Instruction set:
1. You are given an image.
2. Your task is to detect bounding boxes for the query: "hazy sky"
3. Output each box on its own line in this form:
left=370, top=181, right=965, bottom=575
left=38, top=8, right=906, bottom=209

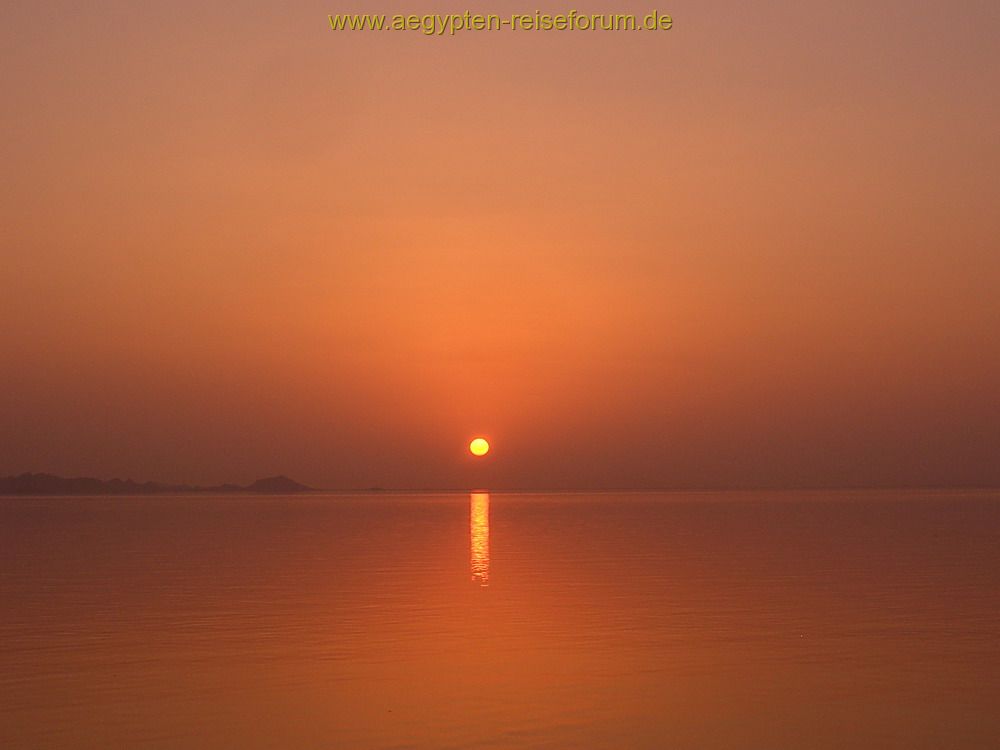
left=2, top=0, right=998, bottom=488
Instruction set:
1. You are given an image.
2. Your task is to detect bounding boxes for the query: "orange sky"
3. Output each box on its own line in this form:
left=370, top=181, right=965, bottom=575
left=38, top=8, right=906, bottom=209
left=2, top=1, right=998, bottom=488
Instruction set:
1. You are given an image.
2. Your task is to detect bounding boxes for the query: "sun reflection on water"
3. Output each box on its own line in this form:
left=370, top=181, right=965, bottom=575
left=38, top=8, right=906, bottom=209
left=470, top=492, right=490, bottom=587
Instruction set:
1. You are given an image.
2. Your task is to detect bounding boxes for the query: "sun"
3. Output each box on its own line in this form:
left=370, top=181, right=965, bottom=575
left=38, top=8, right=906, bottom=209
left=469, top=437, right=490, bottom=457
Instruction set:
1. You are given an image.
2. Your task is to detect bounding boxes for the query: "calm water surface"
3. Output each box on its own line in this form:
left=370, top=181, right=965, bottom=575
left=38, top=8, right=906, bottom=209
left=2, top=490, right=1000, bottom=748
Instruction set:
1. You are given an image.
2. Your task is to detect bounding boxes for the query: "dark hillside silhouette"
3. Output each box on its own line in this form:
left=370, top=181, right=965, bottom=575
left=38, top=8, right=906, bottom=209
left=0, top=473, right=314, bottom=495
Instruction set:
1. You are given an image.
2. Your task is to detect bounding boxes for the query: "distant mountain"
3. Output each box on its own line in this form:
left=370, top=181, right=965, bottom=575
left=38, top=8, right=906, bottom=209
left=244, top=475, right=312, bottom=493
left=0, top=473, right=315, bottom=496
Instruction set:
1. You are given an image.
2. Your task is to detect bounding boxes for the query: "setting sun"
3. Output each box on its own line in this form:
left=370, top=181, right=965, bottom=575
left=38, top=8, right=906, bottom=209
left=469, top=438, right=490, bottom=457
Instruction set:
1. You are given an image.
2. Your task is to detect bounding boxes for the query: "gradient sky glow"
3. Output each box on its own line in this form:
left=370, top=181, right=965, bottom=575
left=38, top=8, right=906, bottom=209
left=2, top=0, right=998, bottom=488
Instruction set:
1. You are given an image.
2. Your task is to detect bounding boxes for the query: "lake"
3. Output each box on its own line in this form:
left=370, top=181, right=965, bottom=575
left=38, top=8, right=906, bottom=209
left=2, top=490, right=999, bottom=748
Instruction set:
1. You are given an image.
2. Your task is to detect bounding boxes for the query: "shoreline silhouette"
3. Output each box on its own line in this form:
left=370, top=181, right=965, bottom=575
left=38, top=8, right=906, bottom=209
left=0, top=473, right=313, bottom=496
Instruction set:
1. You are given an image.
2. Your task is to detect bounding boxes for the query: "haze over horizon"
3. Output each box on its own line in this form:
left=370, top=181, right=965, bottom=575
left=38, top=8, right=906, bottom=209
left=3, top=0, right=998, bottom=491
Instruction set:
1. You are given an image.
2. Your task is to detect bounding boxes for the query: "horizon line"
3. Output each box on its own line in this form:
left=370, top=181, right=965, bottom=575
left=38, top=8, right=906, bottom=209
left=3, top=471, right=999, bottom=495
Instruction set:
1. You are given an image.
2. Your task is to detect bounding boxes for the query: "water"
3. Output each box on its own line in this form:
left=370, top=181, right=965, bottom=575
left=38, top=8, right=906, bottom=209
left=2, top=490, right=999, bottom=749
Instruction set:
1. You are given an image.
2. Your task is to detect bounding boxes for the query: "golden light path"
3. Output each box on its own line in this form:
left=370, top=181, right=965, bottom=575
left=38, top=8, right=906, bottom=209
left=469, top=437, right=490, bottom=457
left=470, top=492, right=490, bottom=587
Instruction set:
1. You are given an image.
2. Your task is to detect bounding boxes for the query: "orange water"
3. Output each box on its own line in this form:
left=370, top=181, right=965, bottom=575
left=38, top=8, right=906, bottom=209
left=3, top=491, right=999, bottom=748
